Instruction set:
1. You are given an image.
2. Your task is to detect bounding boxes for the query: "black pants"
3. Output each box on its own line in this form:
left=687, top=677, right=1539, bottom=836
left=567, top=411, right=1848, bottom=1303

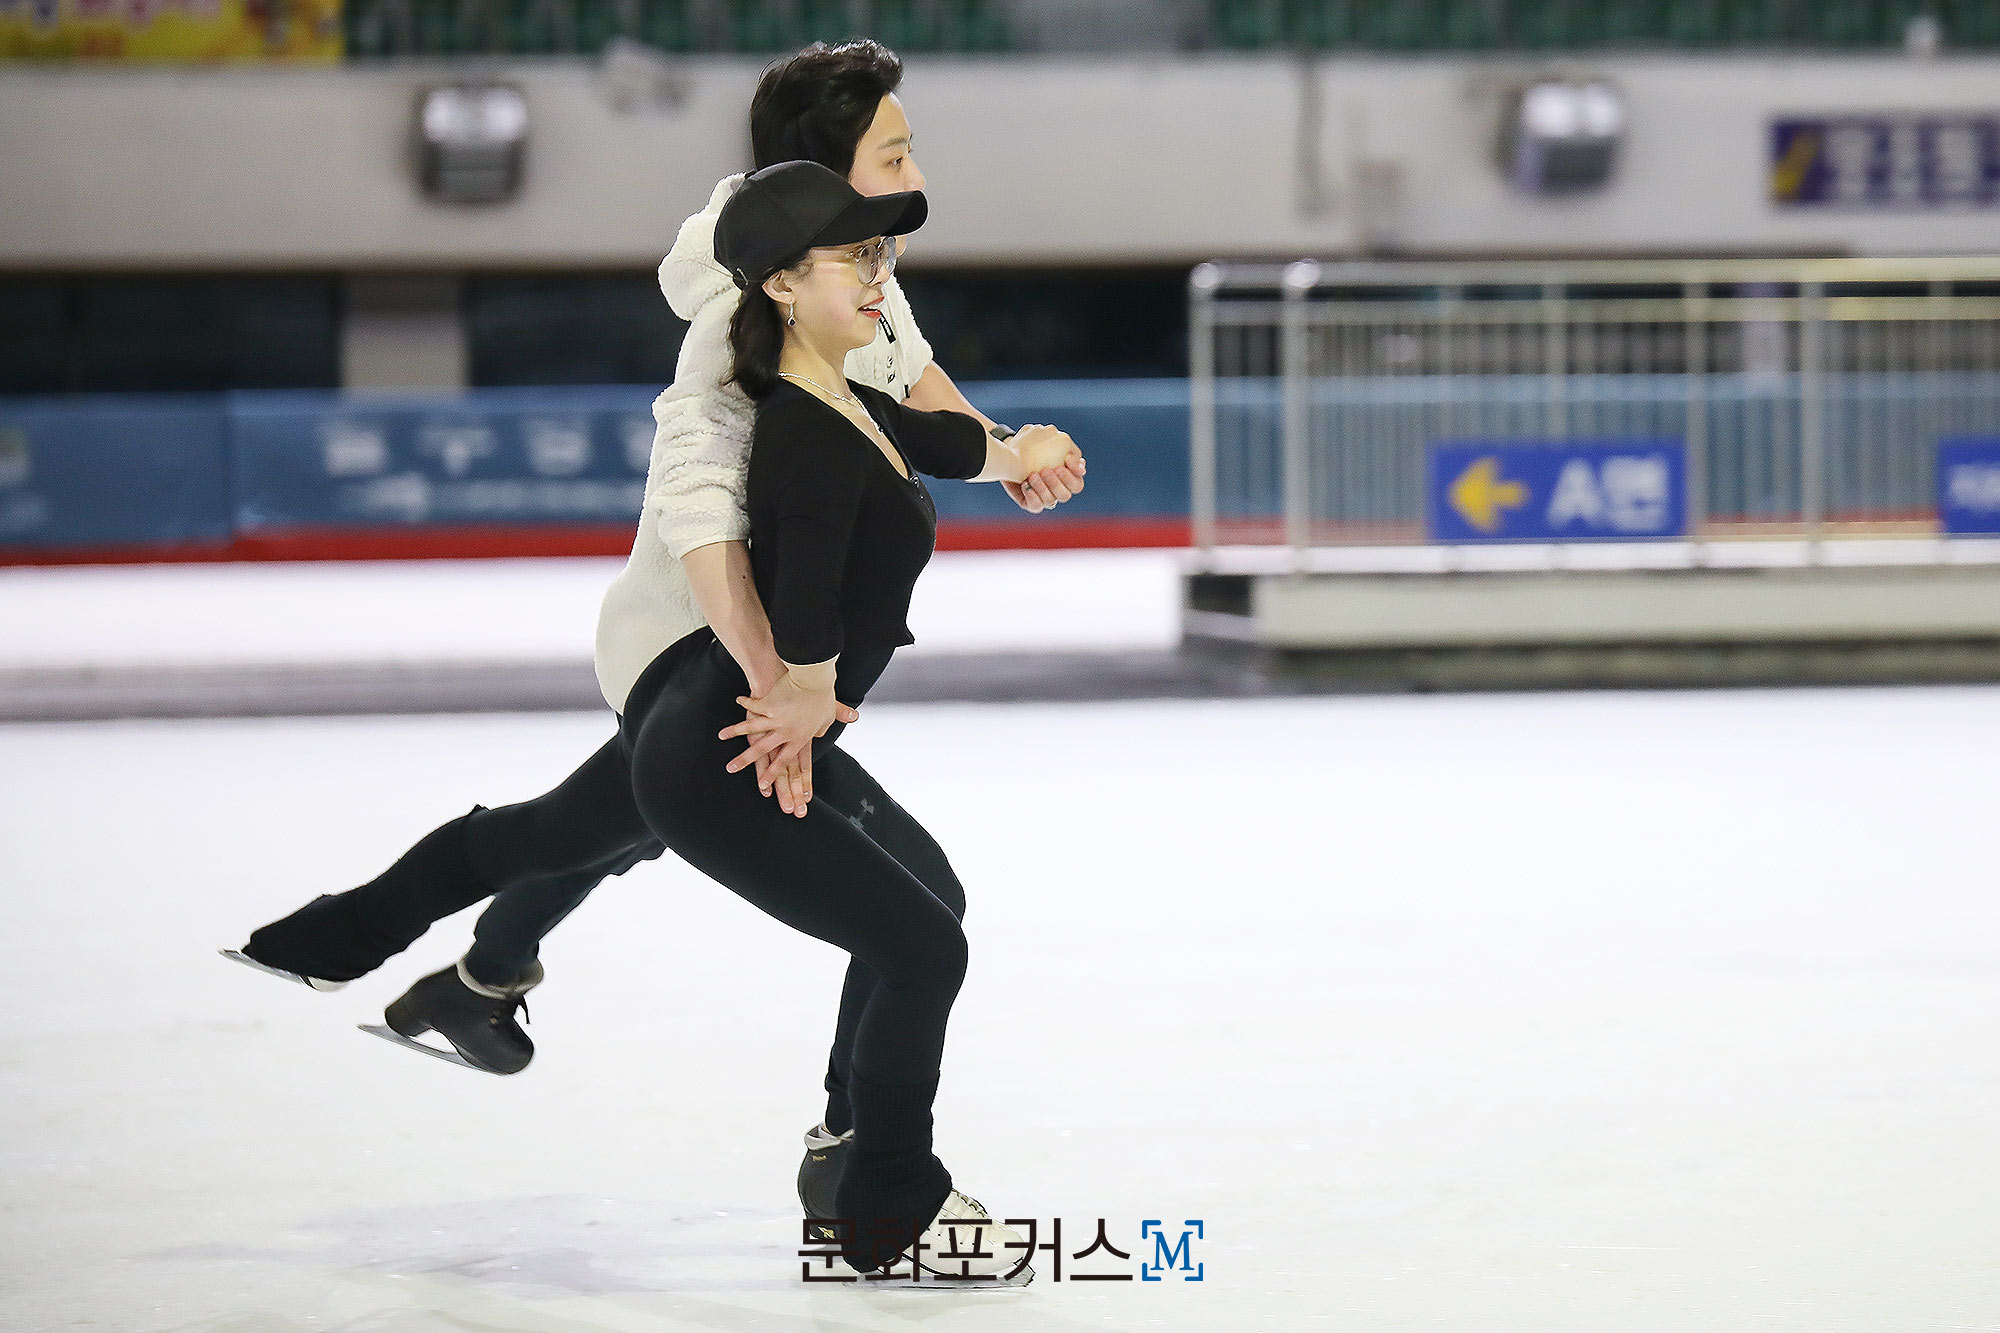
left=247, top=630, right=966, bottom=1261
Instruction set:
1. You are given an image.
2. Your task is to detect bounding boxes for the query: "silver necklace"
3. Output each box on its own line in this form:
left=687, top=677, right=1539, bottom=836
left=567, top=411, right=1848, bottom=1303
left=778, top=370, right=860, bottom=407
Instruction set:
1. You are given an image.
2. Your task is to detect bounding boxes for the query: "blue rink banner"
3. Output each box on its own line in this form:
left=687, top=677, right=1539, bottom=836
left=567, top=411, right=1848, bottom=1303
left=1938, top=437, right=2000, bottom=536
left=0, top=396, right=233, bottom=550
left=233, top=388, right=658, bottom=531
left=1426, top=439, right=1687, bottom=543
left=2, top=381, right=1193, bottom=558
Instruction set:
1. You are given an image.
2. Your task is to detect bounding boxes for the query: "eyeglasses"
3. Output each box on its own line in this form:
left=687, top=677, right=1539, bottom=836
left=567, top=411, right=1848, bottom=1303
left=817, top=237, right=897, bottom=286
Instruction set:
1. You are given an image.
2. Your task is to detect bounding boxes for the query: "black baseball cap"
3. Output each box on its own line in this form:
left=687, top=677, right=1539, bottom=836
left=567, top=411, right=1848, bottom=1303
left=714, top=160, right=928, bottom=292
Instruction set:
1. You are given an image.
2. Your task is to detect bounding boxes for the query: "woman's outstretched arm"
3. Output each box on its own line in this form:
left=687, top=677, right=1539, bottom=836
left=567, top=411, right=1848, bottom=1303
left=905, top=362, right=1086, bottom=511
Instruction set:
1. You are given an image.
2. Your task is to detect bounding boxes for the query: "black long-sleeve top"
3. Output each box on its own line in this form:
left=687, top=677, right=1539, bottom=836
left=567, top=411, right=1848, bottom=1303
left=746, top=378, right=988, bottom=707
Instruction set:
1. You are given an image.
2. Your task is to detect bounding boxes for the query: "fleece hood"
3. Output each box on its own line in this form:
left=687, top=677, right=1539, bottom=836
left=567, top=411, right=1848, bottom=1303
left=657, top=174, right=745, bottom=322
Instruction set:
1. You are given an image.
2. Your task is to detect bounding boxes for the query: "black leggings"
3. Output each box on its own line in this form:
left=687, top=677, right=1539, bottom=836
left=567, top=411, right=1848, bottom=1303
left=247, top=629, right=966, bottom=1261
left=621, top=633, right=964, bottom=1255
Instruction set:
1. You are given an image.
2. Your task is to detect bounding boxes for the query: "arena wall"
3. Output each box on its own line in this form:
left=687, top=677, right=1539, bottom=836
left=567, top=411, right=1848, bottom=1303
left=4, top=53, right=1998, bottom=269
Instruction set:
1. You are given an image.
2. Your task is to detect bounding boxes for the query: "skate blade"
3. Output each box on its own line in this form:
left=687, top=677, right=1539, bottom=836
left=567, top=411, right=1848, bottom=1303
left=219, top=949, right=347, bottom=992
left=357, top=1023, right=500, bottom=1075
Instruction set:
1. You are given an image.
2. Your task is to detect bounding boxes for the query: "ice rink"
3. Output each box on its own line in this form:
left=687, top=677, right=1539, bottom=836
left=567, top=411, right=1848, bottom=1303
left=4, top=681, right=1998, bottom=1331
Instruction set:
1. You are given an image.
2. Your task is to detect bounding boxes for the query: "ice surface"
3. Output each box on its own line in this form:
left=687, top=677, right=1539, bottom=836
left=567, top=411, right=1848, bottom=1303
left=3, top=684, right=1998, bottom=1330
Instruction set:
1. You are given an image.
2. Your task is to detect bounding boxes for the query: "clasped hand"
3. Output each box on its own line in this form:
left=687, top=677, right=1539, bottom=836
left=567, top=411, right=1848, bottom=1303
left=720, top=424, right=1084, bottom=812
left=1003, top=423, right=1087, bottom=513
left=716, top=673, right=860, bottom=817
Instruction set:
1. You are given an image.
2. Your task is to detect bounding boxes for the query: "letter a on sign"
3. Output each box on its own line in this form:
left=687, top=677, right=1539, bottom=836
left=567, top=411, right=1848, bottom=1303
left=1546, top=458, right=1604, bottom=527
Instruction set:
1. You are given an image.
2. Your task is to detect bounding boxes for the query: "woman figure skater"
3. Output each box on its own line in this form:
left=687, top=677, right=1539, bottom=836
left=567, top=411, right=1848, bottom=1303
left=240, top=160, right=1068, bottom=1281
left=613, top=160, right=1067, bottom=1280
left=225, top=41, right=1081, bottom=1067
left=223, top=43, right=1082, bottom=1243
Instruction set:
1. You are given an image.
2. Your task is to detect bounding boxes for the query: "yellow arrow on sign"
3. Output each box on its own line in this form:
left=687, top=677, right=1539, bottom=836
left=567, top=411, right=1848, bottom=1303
left=1770, top=128, right=1819, bottom=203
left=1449, top=456, right=1528, bottom=534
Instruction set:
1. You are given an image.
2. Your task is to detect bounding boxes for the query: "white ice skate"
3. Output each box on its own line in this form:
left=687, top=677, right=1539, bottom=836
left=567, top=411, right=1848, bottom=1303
left=864, top=1189, right=1035, bottom=1288
left=218, top=948, right=348, bottom=992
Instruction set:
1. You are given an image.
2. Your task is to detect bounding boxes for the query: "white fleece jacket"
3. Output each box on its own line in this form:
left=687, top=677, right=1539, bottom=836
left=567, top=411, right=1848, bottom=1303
left=592, top=174, right=937, bottom=712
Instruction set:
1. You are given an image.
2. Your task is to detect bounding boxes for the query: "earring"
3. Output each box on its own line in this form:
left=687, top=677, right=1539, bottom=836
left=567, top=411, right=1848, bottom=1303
left=784, top=304, right=796, bottom=328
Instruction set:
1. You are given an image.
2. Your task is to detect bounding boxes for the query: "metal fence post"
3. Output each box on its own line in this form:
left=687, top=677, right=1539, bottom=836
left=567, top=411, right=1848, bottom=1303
left=1683, top=277, right=1708, bottom=558
left=1543, top=280, right=1567, bottom=438
left=1281, top=260, right=1320, bottom=563
left=1189, top=263, right=1221, bottom=557
left=1799, top=280, right=1826, bottom=557
left=1925, top=279, right=1948, bottom=496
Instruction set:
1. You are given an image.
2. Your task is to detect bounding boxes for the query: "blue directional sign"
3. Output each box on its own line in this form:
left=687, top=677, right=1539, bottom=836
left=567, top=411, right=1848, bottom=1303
left=1426, top=439, right=1687, bottom=543
left=1771, top=113, right=2000, bottom=209
left=1939, top=437, right=2000, bottom=536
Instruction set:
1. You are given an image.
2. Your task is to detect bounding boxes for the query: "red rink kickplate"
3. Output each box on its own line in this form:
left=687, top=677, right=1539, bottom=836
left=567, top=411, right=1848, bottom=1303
left=0, top=518, right=1190, bottom=566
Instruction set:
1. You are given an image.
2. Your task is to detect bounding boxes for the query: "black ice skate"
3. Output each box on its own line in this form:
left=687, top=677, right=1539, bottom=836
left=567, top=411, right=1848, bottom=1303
left=218, top=948, right=349, bottom=992
left=799, top=1121, right=853, bottom=1242
left=358, top=959, right=541, bottom=1075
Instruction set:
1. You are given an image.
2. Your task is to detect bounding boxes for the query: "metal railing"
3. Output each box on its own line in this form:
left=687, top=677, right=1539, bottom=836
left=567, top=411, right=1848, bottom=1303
left=1188, top=256, right=2000, bottom=559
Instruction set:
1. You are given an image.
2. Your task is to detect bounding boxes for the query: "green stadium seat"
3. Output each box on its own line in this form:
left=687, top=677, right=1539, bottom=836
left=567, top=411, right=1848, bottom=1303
left=1809, top=0, right=1889, bottom=46
left=1665, top=0, right=1727, bottom=45
left=1281, top=0, right=1349, bottom=49
left=731, top=0, right=794, bottom=52
left=411, top=0, right=460, bottom=54
left=945, top=0, right=1011, bottom=51
left=342, top=0, right=384, bottom=56
left=869, top=0, right=940, bottom=50
left=1601, top=0, right=1671, bottom=44
left=1211, top=0, right=1285, bottom=50
left=1439, top=0, right=1502, bottom=49
left=797, top=0, right=855, bottom=47
left=503, top=0, right=576, bottom=54
left=1363, top=0, right=1444, bottom=50
left=573, top=0, right=626, bottom=55
left=1944, top=0, right=2000, bottom=45
left=1721, top=0, right=1796, bottom=44
left=1514, top=0, right=1611, bottom=49
left=638, top=0, right=695, bottom=51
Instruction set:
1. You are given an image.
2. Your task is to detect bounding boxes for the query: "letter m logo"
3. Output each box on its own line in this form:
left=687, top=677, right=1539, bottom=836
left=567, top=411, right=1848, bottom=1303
left=1139, top=1219, right=1204, bottom=1281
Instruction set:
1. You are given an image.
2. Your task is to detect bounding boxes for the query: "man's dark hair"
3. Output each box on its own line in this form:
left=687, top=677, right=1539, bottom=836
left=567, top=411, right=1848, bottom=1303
left=749, top=39, right=903, bottom=176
